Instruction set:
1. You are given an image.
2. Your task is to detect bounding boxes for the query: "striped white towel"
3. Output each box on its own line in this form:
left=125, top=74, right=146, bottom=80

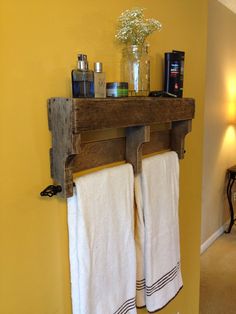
left=135, top=152, right=183, bottom=312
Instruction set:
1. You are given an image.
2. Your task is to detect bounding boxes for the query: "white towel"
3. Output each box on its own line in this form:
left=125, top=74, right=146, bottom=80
left=67, top=164, right=137, bottom=314
left=135, top=151, right=183, bottom=312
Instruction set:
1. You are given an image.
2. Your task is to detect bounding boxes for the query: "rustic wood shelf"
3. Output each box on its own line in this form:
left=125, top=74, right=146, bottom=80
left=47, top=97, right=195, bottom=197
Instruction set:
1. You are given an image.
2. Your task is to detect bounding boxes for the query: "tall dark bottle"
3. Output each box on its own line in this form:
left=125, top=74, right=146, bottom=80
left=164, top=52, right=182, bottom=97
left=71, top=54, right=94, bottom=98
left=172, top=50, right=185, bottom=98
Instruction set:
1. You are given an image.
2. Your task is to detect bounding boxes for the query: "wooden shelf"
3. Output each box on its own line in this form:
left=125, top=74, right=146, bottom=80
left=47, top=97, right=195, bottom=197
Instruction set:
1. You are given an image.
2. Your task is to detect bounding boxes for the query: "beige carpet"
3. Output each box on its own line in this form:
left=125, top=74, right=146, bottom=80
left=200, top=227, right=236, bottom=314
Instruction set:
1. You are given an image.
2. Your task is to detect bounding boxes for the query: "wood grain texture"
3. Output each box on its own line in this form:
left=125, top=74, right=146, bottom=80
left=47, top=97, right=195, bottom=197
left=68, top=138, right=125, bottom=173
left=126, top=126, right=150, bottom=173
left=48, top=98, right=79, bottom=197
left=171, top=120, right=192, bottom=158
left=71, top=97, right=195, bottom=132
left=143, top=129, right=171, bottom=155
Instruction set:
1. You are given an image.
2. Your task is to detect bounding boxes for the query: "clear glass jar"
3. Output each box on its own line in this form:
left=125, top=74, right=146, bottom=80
left=121, top=44, right=150, bottom=96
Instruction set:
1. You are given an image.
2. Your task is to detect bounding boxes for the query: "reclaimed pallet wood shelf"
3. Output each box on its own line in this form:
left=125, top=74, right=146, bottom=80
left=47, top=97, right=195, bottom=197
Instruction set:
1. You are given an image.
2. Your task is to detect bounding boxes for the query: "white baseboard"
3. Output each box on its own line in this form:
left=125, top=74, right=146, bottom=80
left=200, top=224, right=227, bottom=254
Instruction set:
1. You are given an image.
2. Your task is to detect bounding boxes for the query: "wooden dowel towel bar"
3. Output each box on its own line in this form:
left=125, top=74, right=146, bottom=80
left=43, top=97, right=195, bottom=198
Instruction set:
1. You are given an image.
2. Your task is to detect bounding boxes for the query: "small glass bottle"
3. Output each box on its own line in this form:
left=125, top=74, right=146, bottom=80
left=71, top=54, right=94, bottom=98
left=94, top=62, right=106, bottom=98
left=121, top=44, right=150, bottom=96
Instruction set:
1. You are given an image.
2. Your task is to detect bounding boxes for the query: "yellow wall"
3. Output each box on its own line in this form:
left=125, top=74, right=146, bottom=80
left=0, top=1, right=207, bottom=313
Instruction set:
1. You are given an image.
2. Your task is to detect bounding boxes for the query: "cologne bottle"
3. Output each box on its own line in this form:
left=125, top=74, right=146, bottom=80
left=94, top=62, right=106, bottom=98
left=164, top=52, right=182, bottom=97
left=71, top=54, right=94, bottom=98
left=172, top=50, right=185, bottom=97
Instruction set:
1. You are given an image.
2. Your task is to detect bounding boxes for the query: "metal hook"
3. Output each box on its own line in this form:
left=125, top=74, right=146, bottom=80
left=40, top=185, right=62, bottom=197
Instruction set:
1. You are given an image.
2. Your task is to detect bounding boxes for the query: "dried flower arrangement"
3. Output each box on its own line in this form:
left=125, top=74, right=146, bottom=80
left=115, top=7, right=162, bottom=46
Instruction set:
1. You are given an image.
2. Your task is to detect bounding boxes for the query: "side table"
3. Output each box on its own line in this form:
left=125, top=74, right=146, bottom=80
left=225, top=165, right=236, bottom=233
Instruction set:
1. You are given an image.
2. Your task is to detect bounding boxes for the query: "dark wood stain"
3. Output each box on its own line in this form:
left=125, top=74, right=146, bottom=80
left=48, top=97, right=195, bottom=197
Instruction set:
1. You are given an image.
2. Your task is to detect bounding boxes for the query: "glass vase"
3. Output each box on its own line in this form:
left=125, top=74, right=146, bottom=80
left=121, top=44, right=150, bottom=97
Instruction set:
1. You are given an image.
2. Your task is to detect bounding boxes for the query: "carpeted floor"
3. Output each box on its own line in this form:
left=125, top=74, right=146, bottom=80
left=200, top=227, right=236, bottom=314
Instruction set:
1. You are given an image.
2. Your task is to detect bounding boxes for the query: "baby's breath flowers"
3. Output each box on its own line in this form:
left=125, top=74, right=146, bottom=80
left=115, top=7, right=162, bottom=46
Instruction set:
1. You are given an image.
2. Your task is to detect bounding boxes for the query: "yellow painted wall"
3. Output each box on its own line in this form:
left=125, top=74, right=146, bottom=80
left=0, top=1, right=207, bottom=313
